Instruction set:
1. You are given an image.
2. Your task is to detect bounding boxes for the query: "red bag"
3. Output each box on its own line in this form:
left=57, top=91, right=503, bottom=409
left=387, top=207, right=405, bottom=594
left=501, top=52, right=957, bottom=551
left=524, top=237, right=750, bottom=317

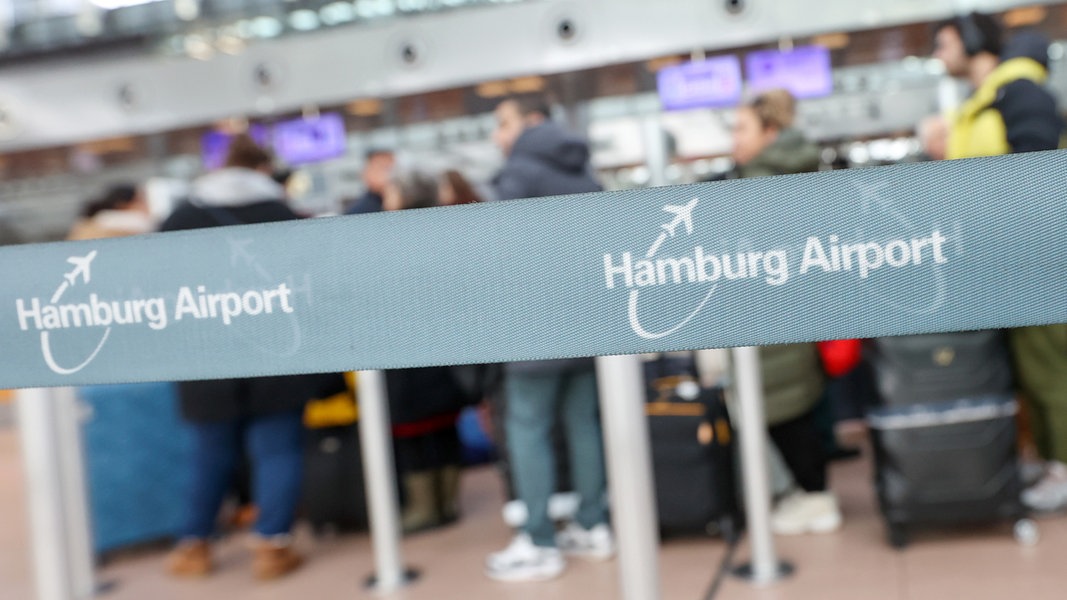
left=817, top=339, right=862, bottom=378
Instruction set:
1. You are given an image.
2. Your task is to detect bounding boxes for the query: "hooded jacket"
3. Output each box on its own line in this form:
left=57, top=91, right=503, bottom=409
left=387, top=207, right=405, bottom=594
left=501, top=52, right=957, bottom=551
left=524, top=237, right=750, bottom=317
left=947, top=57, right=1062, bottom=159
left=493, top=122, right=602, bottom=201
left=736, top=128, right=822, bottom=179
left=162, top=168, right=298, bottom=229
left=160, top=167, right=343, bottom=422
left=734, top=128, right=825, bottom=425
left=493, top=122, right=602, bottom=375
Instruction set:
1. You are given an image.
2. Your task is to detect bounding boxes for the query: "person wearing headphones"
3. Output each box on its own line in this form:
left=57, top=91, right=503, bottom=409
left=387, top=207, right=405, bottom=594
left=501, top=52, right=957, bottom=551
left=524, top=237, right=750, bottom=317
left=933, top=12, right=1061, bottom=157
left=933, top=14, right=1067, bottom=513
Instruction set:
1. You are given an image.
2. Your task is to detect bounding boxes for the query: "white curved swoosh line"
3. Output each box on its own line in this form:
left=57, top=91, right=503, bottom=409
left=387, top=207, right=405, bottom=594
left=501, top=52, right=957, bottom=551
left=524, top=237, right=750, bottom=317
left=628, top=286, right=717, bottom=340
left=40, top=328, right=112, bottom=375
left=852, top=181, right=948, bottom=315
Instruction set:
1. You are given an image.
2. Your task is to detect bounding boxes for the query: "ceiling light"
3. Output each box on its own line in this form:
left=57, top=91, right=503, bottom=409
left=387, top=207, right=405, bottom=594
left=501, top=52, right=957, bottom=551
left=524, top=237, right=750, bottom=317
left=216, top=34, right=245, bottom=55
left=1004, top=6, right=1047, bottom=28
left=347, top=99, right=382, bottom=116
left=250, top=16, right=284, bottom=38
left=185, top=34, right=215, bottom=61
left=475, top=81, right=509, bottom=98
left=509, top=76, right=545, bottom=93
left=289, top=9, right=320, bottom=31
left=79, top=137, right=137, bottom=155
left=73, top=15, right=101, bottom=38
left=174, top=0, right=200, bottom=21
left=811, top=32, right=849, bottom=50
left=320, top=2, right=356, bottom=25
left=645, top=56, right=683, bottom=73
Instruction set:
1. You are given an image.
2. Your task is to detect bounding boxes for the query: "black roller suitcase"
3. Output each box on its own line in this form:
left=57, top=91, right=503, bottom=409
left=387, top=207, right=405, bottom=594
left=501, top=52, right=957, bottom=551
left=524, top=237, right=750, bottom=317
left=864, top=332, right=1030, bottom=548
left=303, top=424, right=369, bottom=534
left=644, top=355, right=740, bottom=540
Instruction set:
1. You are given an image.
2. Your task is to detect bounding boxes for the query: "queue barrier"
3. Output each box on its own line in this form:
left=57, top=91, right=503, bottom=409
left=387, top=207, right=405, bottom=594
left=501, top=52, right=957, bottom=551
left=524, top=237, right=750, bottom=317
left=6, top=151, right=1067, bottom=599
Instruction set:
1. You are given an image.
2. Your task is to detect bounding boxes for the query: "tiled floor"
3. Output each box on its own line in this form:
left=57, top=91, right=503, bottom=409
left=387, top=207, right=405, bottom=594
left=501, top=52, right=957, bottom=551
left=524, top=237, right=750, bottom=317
left=2, top=423, right=1066, bottom=600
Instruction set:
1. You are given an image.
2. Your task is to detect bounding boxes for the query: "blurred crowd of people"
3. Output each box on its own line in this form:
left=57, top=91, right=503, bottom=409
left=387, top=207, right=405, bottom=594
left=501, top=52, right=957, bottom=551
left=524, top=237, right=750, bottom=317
left=61, top=10, right=1067, bottom=586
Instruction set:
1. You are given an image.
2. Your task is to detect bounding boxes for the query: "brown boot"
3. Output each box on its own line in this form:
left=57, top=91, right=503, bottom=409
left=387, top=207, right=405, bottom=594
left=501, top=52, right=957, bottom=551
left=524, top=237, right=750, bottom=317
left=401, top=471, right=442, bottom=534
left=436, top=466, right=462, bottom=525
left=229, top=505, right=258, bottom=530
left=166, top=540, right=212, bottom=578
left=251, top=538, right=304, bottom=580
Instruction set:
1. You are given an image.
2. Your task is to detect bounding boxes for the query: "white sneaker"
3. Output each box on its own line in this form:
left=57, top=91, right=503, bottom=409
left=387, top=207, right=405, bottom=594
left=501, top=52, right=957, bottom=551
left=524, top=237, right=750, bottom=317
left=485, top=534, right=565, bottom=582
left=556, top=523, right=615, bottom=561
left=771, top=491, right=843, bottom=535
left=1023, top=461, right=1067, bottom=513
left=501, top=493, right=581, bottom=528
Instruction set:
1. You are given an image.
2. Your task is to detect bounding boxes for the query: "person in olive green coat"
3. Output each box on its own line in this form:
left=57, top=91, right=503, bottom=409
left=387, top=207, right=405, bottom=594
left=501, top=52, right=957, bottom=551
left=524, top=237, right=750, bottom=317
left=728, top=90, right=841, bottom=535
left=1012, top=324, right=1067, bottom=510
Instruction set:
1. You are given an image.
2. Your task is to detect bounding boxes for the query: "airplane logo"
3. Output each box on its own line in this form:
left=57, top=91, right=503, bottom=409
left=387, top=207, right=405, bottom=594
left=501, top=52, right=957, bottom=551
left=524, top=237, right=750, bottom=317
left=645, top=198, right=700, bottom=258
left=630, top=197, right=715, bottom=339
left=228, top=238, right=255, bottom=268
left=51, top=251, right=98, bottom=304
left=227, top=238, right=272, bottom=280
left=661, top=198, right=699, bottom=237
left=65, top=251, right=97, bottom=285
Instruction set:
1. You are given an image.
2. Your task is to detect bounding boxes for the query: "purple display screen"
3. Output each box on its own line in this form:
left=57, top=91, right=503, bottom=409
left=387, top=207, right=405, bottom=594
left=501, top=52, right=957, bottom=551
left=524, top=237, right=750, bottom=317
left=272, top=113, right=347, bottom=165
left=744, top=45, right=834, bottom=99
left=657, top=56, right=743, bottom=111
left=201, top=126, right=270, bottom=170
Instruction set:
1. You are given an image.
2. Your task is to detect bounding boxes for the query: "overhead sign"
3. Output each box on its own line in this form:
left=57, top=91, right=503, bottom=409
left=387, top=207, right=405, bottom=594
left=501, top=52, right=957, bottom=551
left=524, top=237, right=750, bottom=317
left=657, top=56, right=744, bottom=111
left=272, top=113, right=348, bottom=165
left=2, top=152, right=1066, bottom=388
left=745, top=45, right=834, bottom=99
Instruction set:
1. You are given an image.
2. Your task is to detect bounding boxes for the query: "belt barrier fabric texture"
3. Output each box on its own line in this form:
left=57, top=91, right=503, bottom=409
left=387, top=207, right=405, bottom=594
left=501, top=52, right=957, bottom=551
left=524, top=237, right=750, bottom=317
left=2, top=151, right=1065, bottom=388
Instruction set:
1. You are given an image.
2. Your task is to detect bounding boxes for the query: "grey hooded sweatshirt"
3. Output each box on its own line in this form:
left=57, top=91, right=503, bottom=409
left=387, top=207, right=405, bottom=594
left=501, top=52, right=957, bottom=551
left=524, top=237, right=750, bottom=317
left=493, top=121, right=602, bottom=375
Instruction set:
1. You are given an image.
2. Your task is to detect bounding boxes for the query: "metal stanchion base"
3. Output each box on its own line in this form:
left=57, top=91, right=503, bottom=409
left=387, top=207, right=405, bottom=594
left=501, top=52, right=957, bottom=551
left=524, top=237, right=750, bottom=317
left=364, top=568, right=420, bottom=591
left=731, top=561, right=794, bottom=585
left=95, top=576, right=120, bottom=589
left=95, top=579, right=119, bottom=595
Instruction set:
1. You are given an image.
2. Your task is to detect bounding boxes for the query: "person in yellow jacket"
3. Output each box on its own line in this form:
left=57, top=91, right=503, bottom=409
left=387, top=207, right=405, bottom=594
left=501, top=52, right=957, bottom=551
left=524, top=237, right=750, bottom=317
left=934, top=14, right=1067, bottom=512
left=934, top=14, right=1062, bottom=159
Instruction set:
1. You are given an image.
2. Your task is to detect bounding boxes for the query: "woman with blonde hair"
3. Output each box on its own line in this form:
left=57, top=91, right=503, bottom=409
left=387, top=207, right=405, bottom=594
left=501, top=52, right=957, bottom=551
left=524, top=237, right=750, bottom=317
left=730, top=89, right=819, bottom=177
left=728, top=90, right=842, bottom=535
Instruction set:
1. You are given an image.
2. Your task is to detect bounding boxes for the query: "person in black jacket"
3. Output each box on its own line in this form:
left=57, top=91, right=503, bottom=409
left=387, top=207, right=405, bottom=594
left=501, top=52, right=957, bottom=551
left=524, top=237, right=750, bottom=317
left=161, top=135, right=343, bottom=580
left=344, top=148, right=395, bottom=215
left=382, top=171, right=469, bottom=533
left=484, top=97, right=613, bottom=583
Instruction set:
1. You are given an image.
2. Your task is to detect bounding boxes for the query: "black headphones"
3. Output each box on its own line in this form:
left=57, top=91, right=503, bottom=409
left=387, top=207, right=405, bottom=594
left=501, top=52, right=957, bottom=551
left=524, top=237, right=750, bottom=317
left=955, top=12, right=998, bottom=57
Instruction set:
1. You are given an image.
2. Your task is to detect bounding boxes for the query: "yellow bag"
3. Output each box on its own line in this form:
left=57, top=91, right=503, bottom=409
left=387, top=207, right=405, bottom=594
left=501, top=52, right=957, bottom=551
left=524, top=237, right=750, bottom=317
left=304, top=372, right=358, bottom=428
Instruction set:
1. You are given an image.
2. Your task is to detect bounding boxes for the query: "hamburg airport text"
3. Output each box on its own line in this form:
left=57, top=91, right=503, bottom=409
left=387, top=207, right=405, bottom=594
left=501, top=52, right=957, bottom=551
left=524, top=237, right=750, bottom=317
left=15, top=283, right=295, bottom=333
left=603, top=231, right=948, bottom=290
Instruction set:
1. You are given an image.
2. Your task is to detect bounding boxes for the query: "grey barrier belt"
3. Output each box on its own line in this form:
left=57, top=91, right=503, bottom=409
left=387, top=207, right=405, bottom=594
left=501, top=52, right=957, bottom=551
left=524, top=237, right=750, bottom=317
left=2, top=151, right=1066, bottom=388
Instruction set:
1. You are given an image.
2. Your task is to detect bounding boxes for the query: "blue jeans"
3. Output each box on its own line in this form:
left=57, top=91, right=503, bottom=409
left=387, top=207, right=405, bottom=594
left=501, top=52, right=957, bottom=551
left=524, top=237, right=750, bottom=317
left=183, top=410, right=304, bottom=539
left=505, top=368, right=608, bottom=547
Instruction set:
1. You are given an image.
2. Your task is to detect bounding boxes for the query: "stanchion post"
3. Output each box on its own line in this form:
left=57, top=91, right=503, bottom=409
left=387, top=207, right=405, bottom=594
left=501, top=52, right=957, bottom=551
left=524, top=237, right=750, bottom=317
left=595, top=355, right=660, bottom=600
left=51, top=387, right=96, bottom=599
left=356, top=370, right=417, bottom=592
left=16, top=388, right=80, bottom=600
left=730, top=346, right=793, bottom=584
